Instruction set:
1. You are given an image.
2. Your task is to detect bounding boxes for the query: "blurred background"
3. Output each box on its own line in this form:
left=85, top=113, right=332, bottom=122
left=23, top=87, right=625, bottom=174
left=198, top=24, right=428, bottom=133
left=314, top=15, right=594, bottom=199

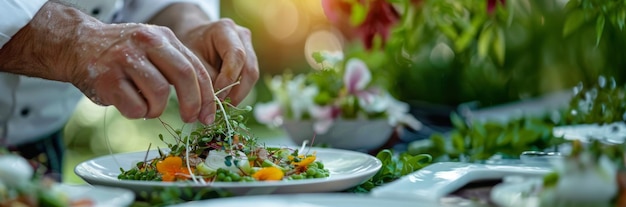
left=63, top=0, right=626, bottom=183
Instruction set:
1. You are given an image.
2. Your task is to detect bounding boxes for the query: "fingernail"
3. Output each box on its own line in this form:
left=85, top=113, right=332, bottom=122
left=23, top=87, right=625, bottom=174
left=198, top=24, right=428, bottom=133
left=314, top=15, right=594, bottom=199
left=205, top=114, right=215, bottom=124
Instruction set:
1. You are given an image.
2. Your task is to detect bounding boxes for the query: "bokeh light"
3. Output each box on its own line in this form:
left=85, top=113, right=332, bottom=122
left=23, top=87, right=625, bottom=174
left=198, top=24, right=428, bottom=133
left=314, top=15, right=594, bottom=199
left=262, top=0, right=301, bottom=41
left=304, top=29, right=344, bottom=70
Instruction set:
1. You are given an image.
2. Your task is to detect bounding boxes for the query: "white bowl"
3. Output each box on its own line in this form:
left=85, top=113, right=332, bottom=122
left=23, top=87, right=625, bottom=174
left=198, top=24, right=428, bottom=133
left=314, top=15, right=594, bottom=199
left=282, top=119, right=393, bottom=151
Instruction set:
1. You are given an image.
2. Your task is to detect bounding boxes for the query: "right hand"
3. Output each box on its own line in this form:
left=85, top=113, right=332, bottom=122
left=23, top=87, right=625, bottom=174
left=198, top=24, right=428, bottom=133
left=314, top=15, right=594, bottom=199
left=70, top=23, right=217, bottom=124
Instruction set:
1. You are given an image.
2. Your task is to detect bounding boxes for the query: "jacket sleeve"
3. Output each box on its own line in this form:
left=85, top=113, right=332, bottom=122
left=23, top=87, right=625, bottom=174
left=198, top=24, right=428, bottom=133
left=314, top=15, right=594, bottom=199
left=0, top=0, right=48, bottom=48
left=117, top=0, right=220, bottom=24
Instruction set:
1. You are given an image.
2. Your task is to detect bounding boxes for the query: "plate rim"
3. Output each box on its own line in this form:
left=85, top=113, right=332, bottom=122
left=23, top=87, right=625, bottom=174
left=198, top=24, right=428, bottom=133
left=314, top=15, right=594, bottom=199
left=75, top=147, right=382, bottom=190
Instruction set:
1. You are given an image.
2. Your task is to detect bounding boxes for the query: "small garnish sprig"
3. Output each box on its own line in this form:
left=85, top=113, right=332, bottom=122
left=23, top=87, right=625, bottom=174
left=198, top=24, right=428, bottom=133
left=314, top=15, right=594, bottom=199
left=157, top=99, right=254, bottom=158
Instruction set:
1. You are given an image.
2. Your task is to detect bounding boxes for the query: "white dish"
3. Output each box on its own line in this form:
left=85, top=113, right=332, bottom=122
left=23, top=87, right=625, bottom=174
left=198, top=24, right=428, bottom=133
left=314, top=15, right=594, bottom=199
left=370, top=162, right=551, bottom=202
left=54, top=184, right=135, bottom=207
left=490, top=178, right=543, bottom=207
left=168, top=193, right=439, bottom=207
left=75, top=148, right=382, bottom=195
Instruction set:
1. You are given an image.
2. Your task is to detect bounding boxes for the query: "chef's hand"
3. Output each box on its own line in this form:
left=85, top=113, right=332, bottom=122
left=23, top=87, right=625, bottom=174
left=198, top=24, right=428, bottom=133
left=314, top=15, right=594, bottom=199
left=0, top=1, right=216, bottom=124
left=149, top=3, right=259, bottom=106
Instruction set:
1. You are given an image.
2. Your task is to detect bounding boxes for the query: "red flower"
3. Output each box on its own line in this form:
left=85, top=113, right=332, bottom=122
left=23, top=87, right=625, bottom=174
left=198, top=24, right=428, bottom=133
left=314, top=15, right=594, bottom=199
left=487, top=0, right=505, bottom=14
left=322, top=0, right=400, bottom=50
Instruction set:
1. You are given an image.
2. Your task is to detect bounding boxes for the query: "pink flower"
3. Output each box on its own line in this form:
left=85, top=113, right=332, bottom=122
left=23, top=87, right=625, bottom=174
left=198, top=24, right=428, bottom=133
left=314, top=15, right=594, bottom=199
left=322, top=0, right=400, bottom=50
left=344, top=58, right=379, bottom=105
left=344, top=58, right=372, bottom=94
left=487, top=0, right=505, bottom=14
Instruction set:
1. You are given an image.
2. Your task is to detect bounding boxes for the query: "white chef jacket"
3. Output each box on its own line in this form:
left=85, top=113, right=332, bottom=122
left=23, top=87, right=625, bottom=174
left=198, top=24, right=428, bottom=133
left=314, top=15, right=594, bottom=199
left=0, top=0, right=219, bottom=146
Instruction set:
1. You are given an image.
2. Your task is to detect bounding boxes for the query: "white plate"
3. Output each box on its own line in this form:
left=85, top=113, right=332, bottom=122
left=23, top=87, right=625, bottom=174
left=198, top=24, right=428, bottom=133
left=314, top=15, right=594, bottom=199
left=490, top=178, right=543, bottom=207
left=370, top=162, right=551, bottom=202
left=75, top=148, right=381, bottom=195
left=168, top=193, right=438, bottom=207
left=54, top=184, right=135, bottom=207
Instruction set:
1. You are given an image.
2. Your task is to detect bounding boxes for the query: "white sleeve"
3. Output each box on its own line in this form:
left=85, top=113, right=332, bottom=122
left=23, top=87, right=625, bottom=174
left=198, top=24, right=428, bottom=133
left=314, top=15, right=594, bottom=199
left=0, top=0, right=48, bottom=48
left=118, top=0, right=220, bottom=23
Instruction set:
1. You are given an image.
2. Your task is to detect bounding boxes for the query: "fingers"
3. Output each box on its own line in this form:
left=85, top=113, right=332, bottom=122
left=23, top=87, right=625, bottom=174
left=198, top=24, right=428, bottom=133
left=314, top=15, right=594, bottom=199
left=94, top=69, right=147, bottom=119
left=211, top=20, right=247, bottom=101
left=79, top=24, right=217, bottom=124
left=226, top=26, right=259, bottom=105
left=178, top=44, right=217, bottom=125
left=146, top=42, right=202, bottom=123
left=123, top=56, right=170, bottom=119
left=115, top=79, right=148, bottom=118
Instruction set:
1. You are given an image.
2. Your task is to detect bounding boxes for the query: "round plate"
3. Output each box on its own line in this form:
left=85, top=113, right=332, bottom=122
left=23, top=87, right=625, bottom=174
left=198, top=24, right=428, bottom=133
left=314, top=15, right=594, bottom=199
left=75, top=147, right=382, bottom=195
left=169, top=193, right=439, bottom=207
left=54, top=184, right=135, bottom=207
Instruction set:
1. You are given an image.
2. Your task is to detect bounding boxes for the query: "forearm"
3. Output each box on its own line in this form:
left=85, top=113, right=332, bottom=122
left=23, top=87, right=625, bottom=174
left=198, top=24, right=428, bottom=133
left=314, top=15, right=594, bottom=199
left=0, top=1, right=104, bottom=82
left=147, top=3, right=213, bottom=39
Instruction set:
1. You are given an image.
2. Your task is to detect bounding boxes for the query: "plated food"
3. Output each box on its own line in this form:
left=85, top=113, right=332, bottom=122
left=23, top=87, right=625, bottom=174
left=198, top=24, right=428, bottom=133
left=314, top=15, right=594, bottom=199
left=117, top=101, right=330, bottom=184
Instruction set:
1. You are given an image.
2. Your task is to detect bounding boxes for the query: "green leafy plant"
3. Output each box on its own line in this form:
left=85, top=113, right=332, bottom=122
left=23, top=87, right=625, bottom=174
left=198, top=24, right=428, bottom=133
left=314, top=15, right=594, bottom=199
left=562, top=76, right=626, bottom=125
left=325, top=0, right=626, bottom=107
left=348, top=149, right=432, bottom=192
left=408, top=114, right=566, bottom=162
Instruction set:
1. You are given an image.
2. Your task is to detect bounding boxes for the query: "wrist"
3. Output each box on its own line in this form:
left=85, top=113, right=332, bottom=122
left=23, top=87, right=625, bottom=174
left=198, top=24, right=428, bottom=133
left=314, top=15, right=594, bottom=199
left=0, top=1, right=105, bottom=83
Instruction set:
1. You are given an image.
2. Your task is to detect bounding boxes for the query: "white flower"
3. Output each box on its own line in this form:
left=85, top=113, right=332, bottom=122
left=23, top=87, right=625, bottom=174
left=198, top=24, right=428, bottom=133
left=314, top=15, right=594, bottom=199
left=286, top=75, right=319, bottom=120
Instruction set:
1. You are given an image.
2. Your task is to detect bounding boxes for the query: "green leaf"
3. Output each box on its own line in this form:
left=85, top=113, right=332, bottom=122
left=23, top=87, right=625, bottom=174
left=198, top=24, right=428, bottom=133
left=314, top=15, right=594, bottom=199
left=478, top=24, right=494, bottom=59
left=454, top=15, right=486, bottom=52
left=492, top=27, right=506, bottom=66
left=400, top=154, right=432, bottom=175
left=452, top=133, right=465, bottom=153
left=312, top=52, right=324, bottom=64
left=564, top=0, right=580, bottom=11
left=437, top=24, right=458, bottom=40
left=450, top=113, right=466, bottom=131
left=563, top=10, right=587, bottom=37
left=596, top=15, right=605, bottom=47
left=431, top=134, right=447, bottom=154
left=376, top=149, right=394, bottom=166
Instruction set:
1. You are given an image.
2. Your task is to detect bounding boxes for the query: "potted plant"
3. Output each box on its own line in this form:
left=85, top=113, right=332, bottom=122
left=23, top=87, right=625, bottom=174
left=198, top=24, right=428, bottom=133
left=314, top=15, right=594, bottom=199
left=253, top=51, right=420, bottom=151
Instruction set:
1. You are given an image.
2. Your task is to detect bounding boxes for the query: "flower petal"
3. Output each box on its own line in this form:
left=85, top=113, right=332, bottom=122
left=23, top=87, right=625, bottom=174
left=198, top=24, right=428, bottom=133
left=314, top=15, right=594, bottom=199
left=254, top=101, right=283, bottom=126
left=157, top=156, right=183, bottom=173
left=252, top=167, right=284, bottom=181
left=344, top=58, right=372, bottom=93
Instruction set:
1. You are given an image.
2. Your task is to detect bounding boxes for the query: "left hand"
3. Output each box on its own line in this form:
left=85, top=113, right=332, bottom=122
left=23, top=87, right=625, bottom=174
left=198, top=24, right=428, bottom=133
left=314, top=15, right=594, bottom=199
left=179, top=18, right=259, bottom=106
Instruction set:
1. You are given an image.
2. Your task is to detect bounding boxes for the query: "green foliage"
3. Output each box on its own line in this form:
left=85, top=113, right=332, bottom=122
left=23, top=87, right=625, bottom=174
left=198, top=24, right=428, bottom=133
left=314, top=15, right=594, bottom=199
left=562, top=76, right=626, bottom=125
left=407, top=75, right=626, bottom=163
left=408, top=115, right=566, bottom=162
left=563, top=0, right=626, bottom=45
left=371, top=0, right=626, bottom=106
left=347, top=149, right=432, bottom=192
